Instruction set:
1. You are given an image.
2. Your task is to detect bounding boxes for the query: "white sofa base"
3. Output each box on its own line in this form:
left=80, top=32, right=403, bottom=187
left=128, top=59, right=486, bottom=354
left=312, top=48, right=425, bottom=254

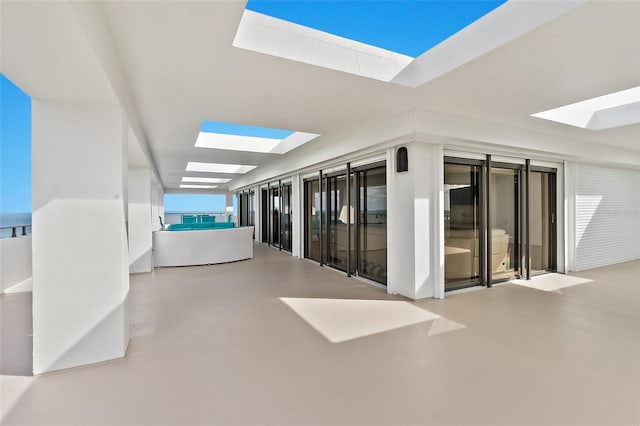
left=153, top=227, right=254, bottom=267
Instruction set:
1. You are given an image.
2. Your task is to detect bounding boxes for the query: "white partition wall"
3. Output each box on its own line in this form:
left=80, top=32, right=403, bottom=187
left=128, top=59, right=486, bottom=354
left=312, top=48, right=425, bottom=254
left=32, top=101, right=130, bottom=374
left=128, top=166, right=153, bottom=273
left=571, top=164, right=640, bottom=271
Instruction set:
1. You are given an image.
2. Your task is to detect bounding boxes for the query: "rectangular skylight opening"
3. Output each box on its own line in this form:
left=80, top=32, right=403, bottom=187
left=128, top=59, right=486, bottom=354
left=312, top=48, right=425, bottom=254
left=179, top=184, right=219, bottom=189
left=182, top=177, right=231, bottom=184
left=532, top=86, right=640, bottom=130
left=186, top=161, right=257, bottom=174
left=195, top=120, right=319, bottom=154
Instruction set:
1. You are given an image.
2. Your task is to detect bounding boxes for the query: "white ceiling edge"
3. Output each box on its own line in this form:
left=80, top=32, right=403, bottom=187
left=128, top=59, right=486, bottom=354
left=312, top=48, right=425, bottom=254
left=392, top=0, right=586, bottom=88
left=232, top=9, right=413, bottom=82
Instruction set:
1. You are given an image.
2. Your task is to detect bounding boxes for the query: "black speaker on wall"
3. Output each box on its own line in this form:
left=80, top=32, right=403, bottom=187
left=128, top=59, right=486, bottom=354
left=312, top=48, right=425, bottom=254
left=396, top=147, right=408, bottom=172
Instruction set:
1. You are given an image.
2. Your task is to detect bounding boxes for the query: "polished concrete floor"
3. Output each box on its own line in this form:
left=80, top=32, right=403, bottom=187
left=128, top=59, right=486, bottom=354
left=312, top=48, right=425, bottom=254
left=1, top=244, right=639, bottom=425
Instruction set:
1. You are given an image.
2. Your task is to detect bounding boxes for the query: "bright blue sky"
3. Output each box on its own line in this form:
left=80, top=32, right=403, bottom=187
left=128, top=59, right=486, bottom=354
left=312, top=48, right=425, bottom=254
left=164, top=194, right=236, bottom=213
left=246, top=0, right=507, bottom=57
left=1, top=74, right=31, bottom=214
left=201, top=121, right=294, bottom=139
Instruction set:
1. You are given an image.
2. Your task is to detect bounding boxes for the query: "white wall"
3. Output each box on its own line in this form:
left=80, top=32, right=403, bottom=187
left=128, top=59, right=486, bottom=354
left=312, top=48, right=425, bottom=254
left=128, top=166, right=152, bottom=273
left=571, top=163, right=640, bottom=271
left=0, top=236, right=32, bottom=293
left=32, top=100, right=130, bottom=374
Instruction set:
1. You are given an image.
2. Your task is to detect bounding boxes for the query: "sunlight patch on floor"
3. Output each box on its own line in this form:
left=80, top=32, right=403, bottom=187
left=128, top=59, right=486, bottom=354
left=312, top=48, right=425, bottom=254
left=0, top=375, right=34, bottom=422
left=280, top=298, right=464, bottom=343
left=512, top=273, right=593, bottom=293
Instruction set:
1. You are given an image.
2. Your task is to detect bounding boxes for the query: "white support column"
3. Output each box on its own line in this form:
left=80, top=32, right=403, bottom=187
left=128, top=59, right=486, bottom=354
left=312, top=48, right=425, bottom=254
left=387, top=142, right=444, bottom=299
left=564, top=161, right=577, bottom=273
left=150, top=178, right=165, bottom=231
left=224, top=192, right=234, bottom=223
left=128, top=166, right=152, bottom=273
left=32, top=101, right=130, bottom=374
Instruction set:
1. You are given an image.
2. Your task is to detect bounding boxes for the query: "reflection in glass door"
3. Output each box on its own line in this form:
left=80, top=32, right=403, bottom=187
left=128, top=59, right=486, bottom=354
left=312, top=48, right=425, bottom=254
left=490, top=166, right=520, bottom=282
left=444, top=157, right=558, bottom=290
left=281, top=184, right=292, bottom=252
left=358, top=167, right=387, bottom=284
left=261, top=189, right=268, bottom=243
left=303, top=164, right=387, bottom=285
left=269, top=186, right=280, bottom=246
left=529, top=170, right=556, bottom=274
left=326, top=174, right=353, bottom=272
left=304, top=179, right=321, bottom=261
left=444, top=163, right=482, bottom=289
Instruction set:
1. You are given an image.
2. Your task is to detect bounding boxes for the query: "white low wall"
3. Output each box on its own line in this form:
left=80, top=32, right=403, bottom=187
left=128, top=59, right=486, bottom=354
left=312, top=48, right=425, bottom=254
left=0, top=236, right=33, bottom=293
left=153, top=227, right=254, bottom=267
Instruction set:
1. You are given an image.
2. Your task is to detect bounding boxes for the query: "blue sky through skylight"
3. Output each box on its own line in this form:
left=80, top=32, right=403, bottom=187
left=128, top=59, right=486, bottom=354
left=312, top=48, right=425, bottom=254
left=246, top=0, right=507, bottom=58
left=201, top=121, right=294, bottom=139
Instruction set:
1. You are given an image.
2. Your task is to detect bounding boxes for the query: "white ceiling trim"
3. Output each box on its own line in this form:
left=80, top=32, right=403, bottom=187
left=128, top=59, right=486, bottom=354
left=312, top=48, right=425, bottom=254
left=233, top=9, right=413, bottom=82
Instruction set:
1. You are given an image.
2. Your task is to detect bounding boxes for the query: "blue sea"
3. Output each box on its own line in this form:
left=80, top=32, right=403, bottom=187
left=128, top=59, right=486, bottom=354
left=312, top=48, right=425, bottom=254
left=0, top=213, right=32, bottom=239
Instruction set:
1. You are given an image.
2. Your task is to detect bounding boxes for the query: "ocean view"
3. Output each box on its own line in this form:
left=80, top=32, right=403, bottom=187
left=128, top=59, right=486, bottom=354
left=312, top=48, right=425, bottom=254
left=0, top=213, right=32, bottom=239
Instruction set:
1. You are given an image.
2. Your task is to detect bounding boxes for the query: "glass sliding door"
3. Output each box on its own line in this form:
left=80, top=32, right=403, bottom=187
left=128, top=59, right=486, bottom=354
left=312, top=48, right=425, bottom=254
left=304, top=179, right=322, bottom=261
left=529, top=170, right=556, bottom=274
left=357, top=166, right=387, bottom=284
left=261, top=189, right=268, bottom=243
left=249, top=191, right=255, bottom=227
left=269, top=186, right=280, bottom=246
left=444, top=157, right=558, bottom=289
left=302, top=164, right=387, bottom=286
left=281, top=183, right=292, bottom=252
left=489, top=166, right=521, bottom=282
left=444, top=162, right=482, bottom=289
left=326, top=174, right=352, bottom=271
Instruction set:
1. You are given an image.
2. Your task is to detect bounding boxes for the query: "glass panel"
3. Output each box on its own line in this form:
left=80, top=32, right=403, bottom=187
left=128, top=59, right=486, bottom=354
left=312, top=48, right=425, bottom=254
left=444, top=163, right=481, bottom=288
left=281, top=184, right=292, bottom=252
left=270, top=187, right=280, bottom=246
left=490, top=167, right=519, bottom=281
left=305, top=180, right=321, bottom=261
left=327, top=175, right=350, bottom=270
left=261, top=189, right=268, bottom=243
left=358, top=167, right=387, bottom=284
left=530, top=171, right=555, bottom=272
left=249, top=192, right=255, bottom=227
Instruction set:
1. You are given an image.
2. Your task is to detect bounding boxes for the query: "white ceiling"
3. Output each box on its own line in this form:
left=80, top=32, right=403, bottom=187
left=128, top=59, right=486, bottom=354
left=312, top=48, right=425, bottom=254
left=2, top=1, right=639, bottom=193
